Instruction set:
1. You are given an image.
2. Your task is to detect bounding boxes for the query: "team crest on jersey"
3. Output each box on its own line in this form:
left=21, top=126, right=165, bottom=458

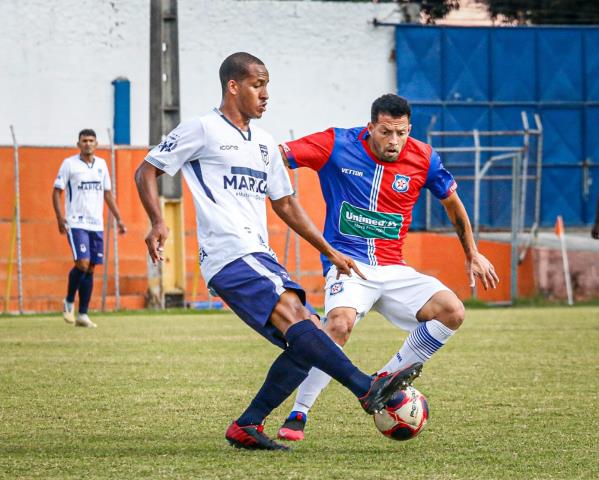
left=259, top=144, right=269, bottom=165
left=157, top=132, right=179, bottom=153
left=329, top=281, right=344, bottom=296
left=392, top=174, right=411, bottom=193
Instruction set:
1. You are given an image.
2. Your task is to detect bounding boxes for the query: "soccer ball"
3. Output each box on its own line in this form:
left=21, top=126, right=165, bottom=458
left=373, top=386, right=429, bottom=441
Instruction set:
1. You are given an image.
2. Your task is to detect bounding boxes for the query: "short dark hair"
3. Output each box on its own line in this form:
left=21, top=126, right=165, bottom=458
left=371, top=94, right=411, bottom=123
left=78, top=129, right=96, bottom=139
left=219, top=52, right=265, bottom=95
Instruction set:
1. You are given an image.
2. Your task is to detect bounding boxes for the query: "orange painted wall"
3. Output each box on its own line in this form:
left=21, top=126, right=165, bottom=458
left=0, top=147, right=533, bottom=313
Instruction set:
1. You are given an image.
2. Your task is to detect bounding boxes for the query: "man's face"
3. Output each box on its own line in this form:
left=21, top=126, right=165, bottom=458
left=367, top=114, right=411, bottom=163
left=78, top=135, right=97, bottom=155
left=231, top=63, right=270, bottom=119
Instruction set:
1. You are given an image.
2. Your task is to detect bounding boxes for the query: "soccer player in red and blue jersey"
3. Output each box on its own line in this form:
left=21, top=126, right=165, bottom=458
left=277, top=94, right=499, bottom=441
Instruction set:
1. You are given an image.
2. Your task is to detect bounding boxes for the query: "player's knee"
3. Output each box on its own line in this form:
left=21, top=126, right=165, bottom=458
left=75, top=259, right=90, bottom=271
left=325, top=311, right=354, bottom=346
left=442, top=298, right=465, bottom=330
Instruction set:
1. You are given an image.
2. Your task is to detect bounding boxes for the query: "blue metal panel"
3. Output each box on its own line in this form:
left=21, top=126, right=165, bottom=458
left=396, top=27, right=442, bottom=101
left=541, top=107, right=582, bottom=166
left=537, top=29, right=583, bottom=102
left=585, top=107, right=599, bottom=223
left=491, top=29, right=535, bottom=101
left=397, top=25, right=599, bottom=229
left=586, top=30, right=599, bottom=100
left=444, top=28, right=490, bottom=102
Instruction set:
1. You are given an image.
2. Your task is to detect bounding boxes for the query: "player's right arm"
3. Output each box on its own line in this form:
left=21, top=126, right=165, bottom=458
left=52, top=160, right=70, bottom=234
left=135, top=118, right=204, bottom=263
left=279, top=128, right=335, bottom=170
left=51, top=188, right=68, bottom=234
left=134, top=163, right=168, bottom=263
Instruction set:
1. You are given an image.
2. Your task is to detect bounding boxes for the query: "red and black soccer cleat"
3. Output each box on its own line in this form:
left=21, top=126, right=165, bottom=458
left=225, top=421, right=290, bottom=451
left=359, top=363, right=423, bottom=414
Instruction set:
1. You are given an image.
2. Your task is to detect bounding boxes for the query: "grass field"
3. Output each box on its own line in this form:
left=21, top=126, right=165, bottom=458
left=1, top=307, right=598, bottom=479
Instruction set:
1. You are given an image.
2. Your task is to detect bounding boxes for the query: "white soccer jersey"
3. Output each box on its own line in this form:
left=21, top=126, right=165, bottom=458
left=145, top=108, right=293, bottom=282
left=53, top=155, right=111, bottom=232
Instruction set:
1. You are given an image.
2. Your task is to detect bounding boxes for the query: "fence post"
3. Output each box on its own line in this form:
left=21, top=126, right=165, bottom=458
left=510, top=151, right=522, bottom=304
left=107, top=128, right=120, bottom=310
left=9, top=126, right=24, bottom=314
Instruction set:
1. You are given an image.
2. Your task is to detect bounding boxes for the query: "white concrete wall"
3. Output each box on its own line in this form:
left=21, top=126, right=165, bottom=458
left=1, top=0, right=397, bottom=147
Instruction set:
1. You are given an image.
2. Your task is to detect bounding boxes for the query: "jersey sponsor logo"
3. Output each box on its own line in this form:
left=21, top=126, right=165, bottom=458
left=329, top=281, right=344, bottom=296
left=220, top=145, right=239, bottom=150
left=341, top=167, right=364, bottom=177
left=223, top=166, right=268, bottom=195
left=339, top=201, right=403, bottom=239
left=392, top=174, right=410, bottom=193
left=259, top=144, right=269, bottom=165
left=78, top=181, right=103, bottom=191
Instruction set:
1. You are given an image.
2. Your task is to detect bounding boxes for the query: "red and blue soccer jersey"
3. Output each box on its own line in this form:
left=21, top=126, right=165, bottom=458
left=282, top=127, right=457, bottom=274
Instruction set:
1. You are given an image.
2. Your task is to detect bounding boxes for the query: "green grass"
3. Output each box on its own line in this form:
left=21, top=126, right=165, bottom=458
left=1, top=308, right=598, bottom=479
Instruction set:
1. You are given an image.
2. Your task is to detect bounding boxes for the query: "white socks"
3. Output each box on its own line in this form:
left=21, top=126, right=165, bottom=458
left=378, top=320, right=455, bottom=375
left=291, top=341, right=343, bottom=414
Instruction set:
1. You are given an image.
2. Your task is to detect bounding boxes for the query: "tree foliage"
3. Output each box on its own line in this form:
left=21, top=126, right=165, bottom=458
left=320, top=1, right=461, bottom=23
left=476, top=0, right=599, bottom=25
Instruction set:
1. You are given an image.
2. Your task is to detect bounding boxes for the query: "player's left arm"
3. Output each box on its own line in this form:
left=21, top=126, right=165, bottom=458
left=440, top=193, right=499, bottom=290
left=103, top=191, right=127, bottom=234
left=270, top=195, right=366, bottom=280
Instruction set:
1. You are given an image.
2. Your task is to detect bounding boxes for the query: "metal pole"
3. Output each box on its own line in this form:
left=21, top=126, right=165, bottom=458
left=9, top=126, right=24, bottom=314
left=519, top=112, right=530, bottom=233
left=471, top=129, right=481, bottom=300
left=533, top=114, right=543, bottom=231
left=473, top=129, right=481, bottom=245
left=107, top=128, right=120, bottom=310
left=101, top=211, right=111, bottom=312
left=510, top=152, right=522, bottom=304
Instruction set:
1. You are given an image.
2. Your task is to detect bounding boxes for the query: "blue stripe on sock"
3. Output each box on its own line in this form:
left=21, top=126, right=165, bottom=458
left=407, top=324, right=443, bottom=359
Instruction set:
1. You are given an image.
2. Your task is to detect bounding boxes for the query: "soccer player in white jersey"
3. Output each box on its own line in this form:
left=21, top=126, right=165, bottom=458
left=52, top=129, right=126, bottom=328
left=135, top=52, right=423, bottom=451
left=276, top=94, right=499, bottom=441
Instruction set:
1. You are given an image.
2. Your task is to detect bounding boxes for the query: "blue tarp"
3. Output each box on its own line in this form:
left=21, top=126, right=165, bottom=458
left=396, top=25, right=599, bottom=229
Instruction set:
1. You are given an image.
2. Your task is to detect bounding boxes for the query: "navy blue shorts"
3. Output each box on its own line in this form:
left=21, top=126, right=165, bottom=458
left=208, top=252, right=316, bottom=349
left=67, top=228, right=104, bottom=264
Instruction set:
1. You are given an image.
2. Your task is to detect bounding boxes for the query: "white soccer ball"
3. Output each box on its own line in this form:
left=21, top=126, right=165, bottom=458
left=373, top=386, right=429, bottom=441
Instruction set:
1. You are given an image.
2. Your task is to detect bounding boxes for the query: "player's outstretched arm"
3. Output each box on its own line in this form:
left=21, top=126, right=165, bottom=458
left=103, top=191, right=127, bottom=234
left=52, top=187, right=68, bottom=234
left=270, top=195, right=365, bottom=279
left=440, top=193, right=499, bottom=290
left=134, top=162, right=169, bottom=263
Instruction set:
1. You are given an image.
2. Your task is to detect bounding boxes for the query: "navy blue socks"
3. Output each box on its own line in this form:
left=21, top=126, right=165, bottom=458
left=285, top=320, right=371, bottom=398
left=66, top=267, right=86, bottom=303
left=78, top=272, right=94, bottom=314
left=237, top=350, right=310, bottom=427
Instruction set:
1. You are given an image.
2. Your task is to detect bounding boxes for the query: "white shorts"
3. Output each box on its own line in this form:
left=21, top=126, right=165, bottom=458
left=324, top=261, right=451, bottom=333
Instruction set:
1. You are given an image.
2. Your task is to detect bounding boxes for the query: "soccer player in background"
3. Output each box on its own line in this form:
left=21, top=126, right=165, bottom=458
left=52, top=129, right=126, bottom=328
left=135, top=53, right=422, bottom=451
left=276, top=94, right=499, bottom=441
